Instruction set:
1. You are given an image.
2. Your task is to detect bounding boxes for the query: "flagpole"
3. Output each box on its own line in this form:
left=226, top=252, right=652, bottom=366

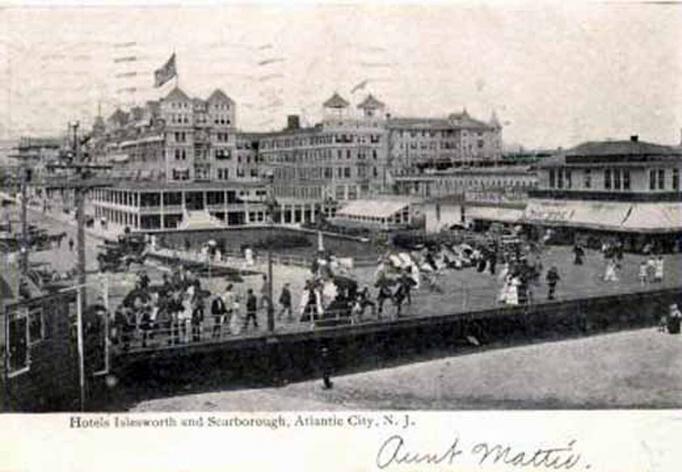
left=173, top=48, right=179, bottom=89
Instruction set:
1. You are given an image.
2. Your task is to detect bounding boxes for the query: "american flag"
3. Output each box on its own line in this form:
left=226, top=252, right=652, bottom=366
left=154, top=53, right=177, bottom=88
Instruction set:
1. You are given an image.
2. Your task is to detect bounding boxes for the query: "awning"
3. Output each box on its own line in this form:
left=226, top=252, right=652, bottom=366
left=622, top=203, right=682, bottom=233
left=523, top=199, right=682, bottom=233
left=109, top=153, right=129, bottom=163
left=523, top=199, right=630, bottom=230
left=336, top=199, right=410, bottom=219
left=466, top=206, right=523, bottom=224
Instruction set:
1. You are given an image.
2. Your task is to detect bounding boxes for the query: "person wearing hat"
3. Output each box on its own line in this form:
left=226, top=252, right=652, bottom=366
left=211, top=287, right=228, bottom=339
left=546, top=266, right=561, bottom=300
left=278, top=283, right=293, bottom=322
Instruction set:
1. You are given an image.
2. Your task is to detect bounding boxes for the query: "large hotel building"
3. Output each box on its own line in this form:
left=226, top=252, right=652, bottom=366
left=89, top=87, right=504, bottom=231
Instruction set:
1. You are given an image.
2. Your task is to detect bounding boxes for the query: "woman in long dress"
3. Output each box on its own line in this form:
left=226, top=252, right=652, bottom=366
left=180, top=287, right=194, bottom=342
left=229, top=295, right=242, bottom=336
left=498, top=273, right=511, bottom=303
left=506, top=275, right=520, bottom=306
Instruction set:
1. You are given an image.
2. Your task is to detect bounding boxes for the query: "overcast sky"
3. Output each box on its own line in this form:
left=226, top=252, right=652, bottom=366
left=1, top=2, right=681, bottom=149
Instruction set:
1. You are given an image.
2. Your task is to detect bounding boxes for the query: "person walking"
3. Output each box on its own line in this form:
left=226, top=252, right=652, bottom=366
left=399, top=270, right=414, bottom=306
left=488, top=250, right=497, bottom=275
left=68, top=237, right=74, bottom=252
left=229, top=294, right=242, bottom=336
left=638, top=261, right=648, bottom=286
left=573, top=243, right=584, bottom=265
left=376, top=278, right=393, bottom=319
left=278, top=283, right=293, bottom=321
left=546, top=266, right=560, bottom=300
left=603, top=259, right=619, bottom=282
left=211, top=292, right=227, bottom=339
left=654, top=255, right=664, bottom=283
left=221, top=284, right=235, bottom=336
left=259, top=275, right=270, bottom=312
left=505, top=274, right=520, bottom=306
left=244, top=288, right=259, bottom=331
left=646, top=255, right=657, bottom=283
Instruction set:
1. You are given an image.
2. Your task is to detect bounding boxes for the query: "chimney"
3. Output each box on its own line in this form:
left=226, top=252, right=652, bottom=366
left=630, top=135, right=639, bottom=142
left=287, top=115, right=300, bottom=130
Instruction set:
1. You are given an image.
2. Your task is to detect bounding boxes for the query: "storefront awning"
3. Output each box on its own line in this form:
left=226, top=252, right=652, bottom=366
left=466, top=206, right=523, bottom=224
left=622, top=204, right=682, bottom=233
left=523, top=199, right=682, bottom=233
left=336, top=199, right=410, bottom=219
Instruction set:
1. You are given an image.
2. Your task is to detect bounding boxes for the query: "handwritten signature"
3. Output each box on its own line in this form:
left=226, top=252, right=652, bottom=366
left=376, top=434, right=463, bottom=469
left=376, top=434, right=586, bottom=470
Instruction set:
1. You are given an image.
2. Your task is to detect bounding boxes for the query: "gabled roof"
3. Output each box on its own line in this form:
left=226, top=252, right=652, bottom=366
left=388, top=115, right=493, bottom=131
left=207, top=89, right=234, bottom=103
left=323, top=92, right=350, bottom=109
left=357, top=94, right=385, bottom=110
left=164, top=86, right=191, bottom=102
left=448, top=110, right=490, bottom=129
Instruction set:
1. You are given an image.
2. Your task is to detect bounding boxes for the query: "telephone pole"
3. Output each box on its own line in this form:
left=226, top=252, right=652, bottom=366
left=46, top=121, right=112, bottom=311
left=8, top=152, right=35, bottom=276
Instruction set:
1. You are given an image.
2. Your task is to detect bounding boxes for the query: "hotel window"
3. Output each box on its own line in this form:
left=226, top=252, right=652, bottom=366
left=613, top=169, right=621, bottom=190
left=658, top=169, right=665, bottom=189
left=673, top=168, right=679, bottom=190
left=623, top=170, right=631, bottom=190
left=549, top=169, right=555, bottom=188
left=605, top=169, right=612, bottom=190
left=583, top=169, right=591, bottom=189
left=649, top=169, right=656, bottom=190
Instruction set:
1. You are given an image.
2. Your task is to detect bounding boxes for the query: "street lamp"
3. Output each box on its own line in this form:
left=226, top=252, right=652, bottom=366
left=264, top=170, right=278, bottom=332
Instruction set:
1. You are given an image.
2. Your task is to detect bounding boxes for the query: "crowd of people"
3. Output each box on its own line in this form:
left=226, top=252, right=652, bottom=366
left=572, top=239, right=667, bottom=286
left=103, top=228, right=675, bottom=350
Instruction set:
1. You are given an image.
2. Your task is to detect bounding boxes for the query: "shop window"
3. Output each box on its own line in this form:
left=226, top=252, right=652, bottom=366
left=649, top=169, right=656, bottom=190
left=673, top=168, right=679, bottom=190
left=583, top=169, right=591, bottom=189
left=605, top=169, right=612, bottom=190
left=7, top=309, right=30, bottom=378
left=623, top=170, right=631, bottom=190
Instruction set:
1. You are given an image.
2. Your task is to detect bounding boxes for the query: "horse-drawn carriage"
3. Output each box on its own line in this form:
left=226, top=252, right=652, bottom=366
left=97, top=234, right=148, bottom=272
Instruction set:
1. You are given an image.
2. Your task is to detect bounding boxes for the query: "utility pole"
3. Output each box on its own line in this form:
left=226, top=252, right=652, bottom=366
left=46, top=121, right=112, bottom=312
left=265, top=171, right=277, bottom=333
left=8, top=151, right=35, bottom=276
left=73, top=122, right=88, bottom=307
left=19, top=162, right=28, bottom=275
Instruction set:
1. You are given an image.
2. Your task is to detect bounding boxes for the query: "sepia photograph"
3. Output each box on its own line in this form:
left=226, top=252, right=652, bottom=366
left=1, top=0, right=682, bottom=423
